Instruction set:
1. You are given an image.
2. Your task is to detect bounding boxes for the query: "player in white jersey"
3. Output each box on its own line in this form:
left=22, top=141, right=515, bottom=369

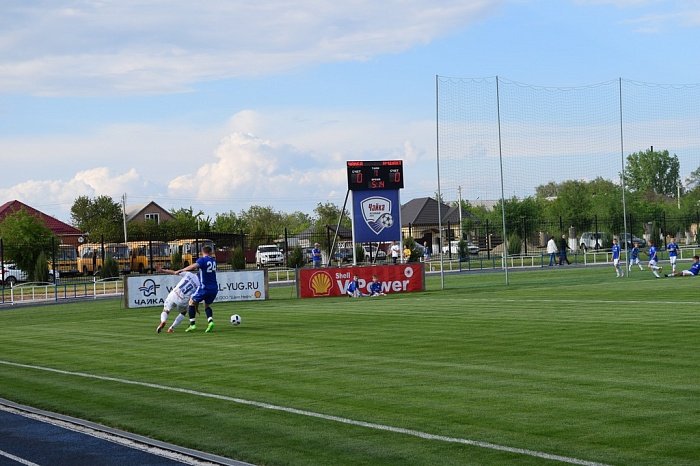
left=156, top=268, right=201, bottom=333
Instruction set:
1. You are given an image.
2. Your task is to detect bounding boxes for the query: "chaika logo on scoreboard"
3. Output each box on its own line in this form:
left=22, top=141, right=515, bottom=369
left=352, top=189, right=401, bottom=242
left=361, top=196, right=394, bottom=234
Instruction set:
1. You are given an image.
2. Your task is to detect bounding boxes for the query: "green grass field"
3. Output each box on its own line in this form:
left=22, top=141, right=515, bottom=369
left=1, top=266, right=698, bottom=465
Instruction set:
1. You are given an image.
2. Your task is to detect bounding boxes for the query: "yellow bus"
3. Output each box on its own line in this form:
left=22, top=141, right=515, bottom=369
left=168, top=238, right=214, bottom=267
left=127, top=240, right=170, bottom=274
left=52, top=244, right=79, bottom=277
left=77, top=242, right=131, bottom=275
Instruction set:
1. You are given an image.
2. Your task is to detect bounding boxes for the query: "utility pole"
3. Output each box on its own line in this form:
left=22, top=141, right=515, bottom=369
left=458, top=185, right=463, bottom=240
left=121, top=193, right=128, bottom=242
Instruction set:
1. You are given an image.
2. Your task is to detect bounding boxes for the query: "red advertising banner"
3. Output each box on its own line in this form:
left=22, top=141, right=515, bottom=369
left=297, top=264, right=425, bottom=298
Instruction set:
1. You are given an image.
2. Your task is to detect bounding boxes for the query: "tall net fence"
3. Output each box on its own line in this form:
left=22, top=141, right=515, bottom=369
left=437, top=76, right=700, bottom=278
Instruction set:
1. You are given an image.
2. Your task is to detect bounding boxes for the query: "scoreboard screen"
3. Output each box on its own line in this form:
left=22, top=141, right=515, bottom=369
left=346, top=160, right=403, bottom=191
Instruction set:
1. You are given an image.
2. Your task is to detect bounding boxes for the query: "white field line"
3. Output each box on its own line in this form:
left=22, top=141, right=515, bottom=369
left=0, top=404, right=229, bottom=466
left=1, top=360, right=610, bottom=466
left=0, top=449, right=40, bottom=466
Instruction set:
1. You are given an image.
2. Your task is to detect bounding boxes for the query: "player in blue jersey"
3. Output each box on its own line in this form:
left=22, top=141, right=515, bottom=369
left=628, top=241, right=644, bottom=272
left=346, top=275, right=365, bottom=297
left=646, top=240, right=662, bottom=278
left=666, top=236, right=679, bottom=274
left=176, top=245, right=218, bottom=333
left=665, top=255, right=700, bottom=277
left=311, top=242, right=322, bottom=268
left=611, top=237, right=623, bottom=277
left=368, top=275, right=386, bottom=297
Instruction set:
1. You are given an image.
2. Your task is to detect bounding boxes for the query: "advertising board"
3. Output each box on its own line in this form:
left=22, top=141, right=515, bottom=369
left=297, top=263, right=424, bottom=298
left=124, top=270, right=267, bottom=309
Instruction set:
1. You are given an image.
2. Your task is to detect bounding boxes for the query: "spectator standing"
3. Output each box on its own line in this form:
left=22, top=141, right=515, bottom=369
left=558, top=234, right=571, bottom=265
left=390, top=241, right=400, bottom=264
left=546, top=236, right=558, bottom=266
left=423, top=242, right=431, bottom=262
left=311, top=243, right=322, bottom=268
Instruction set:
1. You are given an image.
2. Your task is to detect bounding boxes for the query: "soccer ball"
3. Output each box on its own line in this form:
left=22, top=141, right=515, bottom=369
left=380, top=214, right=393, bottom=228
left=230, top=314, right=241, bottom=326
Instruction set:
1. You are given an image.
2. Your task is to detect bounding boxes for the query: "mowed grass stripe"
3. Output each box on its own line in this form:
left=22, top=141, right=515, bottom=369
left=1, top=266, right=698, bottom=465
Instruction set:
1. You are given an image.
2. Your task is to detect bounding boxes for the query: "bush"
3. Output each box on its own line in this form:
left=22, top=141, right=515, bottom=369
left=170, top=250, right=183, bottom=270
left=101, top=255, right=120, bottom=278
left=229, top=247, right=246, bottom=270
left=403, top=237, right=421, bottom=262
left=506, top=233, right=522, bottom=256
left=33, top=251, right=49, bottom=282
left=288, top=246, right=305, bottom=269
left=355, top=244, right=365, bottom=262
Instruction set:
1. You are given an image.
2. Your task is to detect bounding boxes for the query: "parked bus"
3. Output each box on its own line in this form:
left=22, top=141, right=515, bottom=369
left=52, top=244, right=79, bottom=277
left=128, top=240, right=170, bottom=274
left=168, top=238, right=214, bottom=267
left=77, top=242, right=131, bottom=275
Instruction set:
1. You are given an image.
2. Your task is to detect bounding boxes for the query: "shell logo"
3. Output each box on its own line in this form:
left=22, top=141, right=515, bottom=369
left=309, top=271, right=333, bottom=296
left=254, top=290, right=262, bottom=298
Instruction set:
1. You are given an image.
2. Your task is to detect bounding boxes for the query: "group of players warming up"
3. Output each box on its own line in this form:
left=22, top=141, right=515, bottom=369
left=612, top=236, right=699, bottom=279
left=156, top=245, right=218, bottom=334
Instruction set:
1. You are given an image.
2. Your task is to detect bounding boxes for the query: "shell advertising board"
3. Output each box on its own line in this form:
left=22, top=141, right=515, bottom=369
left=297, top=263, right=425, bottom=298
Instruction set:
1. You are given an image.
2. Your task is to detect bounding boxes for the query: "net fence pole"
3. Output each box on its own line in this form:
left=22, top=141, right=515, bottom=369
left=496, top=76, right=509, bottom=285
left=619, top=77, right=630, bottom=274
left=436, top=74, right=445, bottom=289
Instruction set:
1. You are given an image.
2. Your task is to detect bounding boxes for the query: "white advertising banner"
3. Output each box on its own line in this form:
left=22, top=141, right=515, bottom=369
left=124, top=270, right=267, bottom=309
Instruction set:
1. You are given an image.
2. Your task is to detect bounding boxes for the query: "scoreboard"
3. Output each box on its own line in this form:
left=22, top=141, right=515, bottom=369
left=346, top=160, right=403, bottom=191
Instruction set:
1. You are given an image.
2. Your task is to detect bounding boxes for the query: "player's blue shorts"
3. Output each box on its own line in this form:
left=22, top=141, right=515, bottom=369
left=192, top=287, right=218, bottom=305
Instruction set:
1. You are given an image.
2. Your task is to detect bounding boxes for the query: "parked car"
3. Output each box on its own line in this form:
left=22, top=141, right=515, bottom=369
left=333, top=247, right=353, bottom=263
left=362, top=245, right=387, bottom=262
left=255, top=244, right=285, bottom=268
left=579, top=232, right=612, bottom=251
left=1, top=263, right=59, bottom=286
left=618, top=232, right=647, bottom=249
left=442, top=240, right=479, bottom=256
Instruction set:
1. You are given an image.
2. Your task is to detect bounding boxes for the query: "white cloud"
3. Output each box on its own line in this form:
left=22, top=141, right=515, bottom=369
left=0, top=167, right=147, bottom=219
left=167, top=109, right=436, bottom=212
left=0, top=0, right=500, bottom=95
left=0, top=108, right=438, bottom=220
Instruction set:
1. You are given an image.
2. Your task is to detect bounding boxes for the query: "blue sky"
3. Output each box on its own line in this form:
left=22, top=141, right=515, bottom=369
left=2, top=0, right=700, bottom=222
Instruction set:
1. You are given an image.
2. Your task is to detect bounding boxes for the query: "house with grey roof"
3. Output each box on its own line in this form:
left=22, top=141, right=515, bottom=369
left=400, top=197, right=479, bottom=250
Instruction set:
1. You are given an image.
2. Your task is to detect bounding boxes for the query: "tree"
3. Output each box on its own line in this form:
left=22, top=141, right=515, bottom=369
left=313, top=202, right=350, bottom=229
left=686, top=165, right=700, bottom=190
left=0, top=209, right=55, bottom=279
left=168, top=207, right=211, bottom=237
left=624, top=148, right=681, bottom=196
left=213, top=210, right=245, bottom=233
left=240, top=205, right=286, bottom=247
left=70, top=195, right=123, bottom=242
left=535, top=181, right=560, bottom=198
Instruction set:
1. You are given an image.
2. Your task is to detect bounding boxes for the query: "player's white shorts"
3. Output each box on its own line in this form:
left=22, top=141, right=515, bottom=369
left=681, top=270, right=696, bottom=276
left=649, top=259, right=658, bottom=268
left=163, top=290, right=189, bottom=313
left=630, top=257, right=641, bottom=265
left=613, top=258, right=620, bottom=266
left=669, top=256, right=677, bottom=266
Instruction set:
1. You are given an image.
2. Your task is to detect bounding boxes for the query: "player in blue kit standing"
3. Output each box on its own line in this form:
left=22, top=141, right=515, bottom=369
left=176, top=245, right=218, bottom=333
left=666, top=236, right=679, bottom=274
left=647, top=240, right=662, bottom=278
left=611, top=237, right=623, bottom=277
left=628, top=241, right=644, bottom=272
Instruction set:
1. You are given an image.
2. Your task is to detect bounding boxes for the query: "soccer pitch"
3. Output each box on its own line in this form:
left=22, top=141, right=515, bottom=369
left=1, top=267, right=698, bottom=465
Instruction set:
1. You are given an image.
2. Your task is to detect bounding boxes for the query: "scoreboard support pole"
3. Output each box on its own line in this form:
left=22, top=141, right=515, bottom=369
left=328, top=189, right=351, bottom=267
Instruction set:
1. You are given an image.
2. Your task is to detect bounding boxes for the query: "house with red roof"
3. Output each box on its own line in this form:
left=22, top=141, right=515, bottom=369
left=0, top=200, right=83, bottom=246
